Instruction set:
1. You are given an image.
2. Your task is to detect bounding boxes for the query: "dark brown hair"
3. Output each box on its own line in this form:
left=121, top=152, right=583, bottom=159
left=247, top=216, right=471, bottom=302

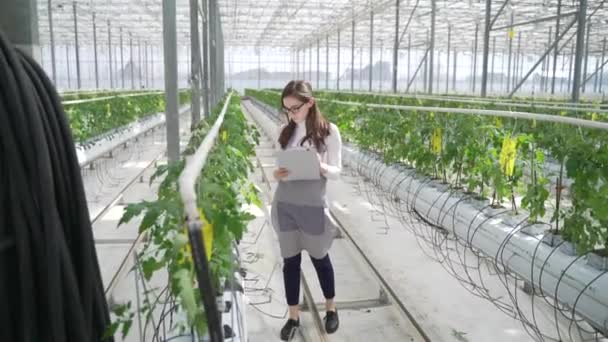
left=278, top=80, right=330, bottom=151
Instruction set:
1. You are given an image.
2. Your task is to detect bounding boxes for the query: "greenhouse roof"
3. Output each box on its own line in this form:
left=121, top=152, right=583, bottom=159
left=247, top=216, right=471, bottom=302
left=38, top=0, right=608, bottom=55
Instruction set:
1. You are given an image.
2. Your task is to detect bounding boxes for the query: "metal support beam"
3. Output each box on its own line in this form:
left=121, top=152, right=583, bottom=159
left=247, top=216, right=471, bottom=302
left=568, top=44, right=574, bottom=93
left=490, top=36, right=496, bottom=92
left=392, top=0, right=400, bottom=93
left=92, top=12, right=99, bottom=89
left=72, top=1, right=81, bottom=89
left=551, top=0, right=562, bottom=94
left=190, top=0, right=201, bottom=126
left=472, top=22, right=479, bottom=93
left=309, top=45, right=312, bottom=82
left=48, top=0, right=56, bottom=84
left=66, top=45, right=71, bottom=88
left=397, top=0, right=419, bottom=47
left=492, top=11, right=576, bottom=31
left=490, top=0, right=509, bottom=29
left=514, top=32, right=521, bottom=91
left=600, top=38, right=606, bottom=94
left=326, top=35, right=329, bottom=89
left=582, top=56, right=608, bottom=87
left=506, top=13, right=513, bottom=92
left=120, top=27, right=124, bottom=88
left=481, top=0, right=491, bottom=97
left=582, top=21, right=591, bottom=93
left=163, top=0, right=180, bottom=162
left=428, top=0, right=436, bottom=94
left=510, top=16, right=577, bottom=97
left=108, top=20, right=113, bottom=89
left=317, top=39, right=320, bottom=88
left=201, top=0, right=210, bottom=117
left=257, top=51, right=261, bottom=88
left=369, top=10, right=374, bottom=92
left=352, top=20, right=355, bottom=92
left=572, top=0, right=587, bottom=102
left=138, top=40, right=143, bottom=88
left=452, top=50, right=457, bottom=91
left=446, top=25, right=451, bottom=93
left=406, top=47, right=430, bottom=93
left=407, top=35, right=411, bottom=89
left=545, top=27, right=552, bottom=93
left=130, top=33, right=134, bottom=89
left=337, top=29, right=341, bottom=90
left=144, top=41, right=148, bottom=88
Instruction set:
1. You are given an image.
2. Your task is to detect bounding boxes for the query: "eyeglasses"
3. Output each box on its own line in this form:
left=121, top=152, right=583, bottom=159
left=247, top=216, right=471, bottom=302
left=281, top=101, right=307, bottom=115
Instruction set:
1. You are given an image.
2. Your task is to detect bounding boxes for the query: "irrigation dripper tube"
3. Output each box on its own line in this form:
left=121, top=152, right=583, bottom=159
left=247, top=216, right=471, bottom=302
left=0, top=31, right=113, bottom=341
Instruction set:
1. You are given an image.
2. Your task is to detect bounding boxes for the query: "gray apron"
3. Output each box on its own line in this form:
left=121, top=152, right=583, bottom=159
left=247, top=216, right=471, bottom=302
left=270, top=155, right=338, bottom=260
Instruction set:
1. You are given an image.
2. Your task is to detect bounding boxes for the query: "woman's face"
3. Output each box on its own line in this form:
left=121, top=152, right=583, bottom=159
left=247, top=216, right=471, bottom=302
left=282, top=95, right=313, bottom=124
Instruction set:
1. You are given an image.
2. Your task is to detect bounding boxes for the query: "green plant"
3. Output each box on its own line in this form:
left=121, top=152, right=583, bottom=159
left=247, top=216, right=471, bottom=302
left=64, top=90, right=191, bottom=143
left=246, top=88, right=608, bottom=254
left=109, top=93, right=261, bottom=338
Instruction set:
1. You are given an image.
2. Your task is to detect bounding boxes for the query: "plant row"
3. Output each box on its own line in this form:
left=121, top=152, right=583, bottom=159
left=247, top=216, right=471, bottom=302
left=65, top=91, right=191, bottom=143
left=246, top=88, right=608, bottom=255
left=109, top=92, right=261, bottom=338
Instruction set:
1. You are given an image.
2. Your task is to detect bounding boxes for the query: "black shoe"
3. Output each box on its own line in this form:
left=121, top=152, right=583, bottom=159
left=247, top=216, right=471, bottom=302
left=324, top=309, right=339, bottom=334
left=280, top=318, right=300, bottom=341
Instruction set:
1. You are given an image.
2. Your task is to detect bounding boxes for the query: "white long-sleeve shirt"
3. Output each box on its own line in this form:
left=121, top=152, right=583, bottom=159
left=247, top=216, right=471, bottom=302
left=276, top=120, right=342, bottom=180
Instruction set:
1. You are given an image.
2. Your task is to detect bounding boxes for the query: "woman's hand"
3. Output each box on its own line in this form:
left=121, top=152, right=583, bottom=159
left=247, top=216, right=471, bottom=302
left=273, top=168, right=290, bottom=181
left=317, top=153, right=328, bottom=175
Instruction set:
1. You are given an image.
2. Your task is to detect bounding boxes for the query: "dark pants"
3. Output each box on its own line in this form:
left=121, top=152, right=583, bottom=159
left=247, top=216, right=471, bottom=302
left=283, top=253, right=335, bottom=306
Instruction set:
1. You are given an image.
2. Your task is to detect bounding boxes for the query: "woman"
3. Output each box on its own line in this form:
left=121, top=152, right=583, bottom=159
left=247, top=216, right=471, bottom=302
left=271, top=80, right=342, bottom=340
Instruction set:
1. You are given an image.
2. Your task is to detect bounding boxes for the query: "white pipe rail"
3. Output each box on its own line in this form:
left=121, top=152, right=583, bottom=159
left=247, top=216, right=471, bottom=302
left=76, top=105, right=190, bottom=167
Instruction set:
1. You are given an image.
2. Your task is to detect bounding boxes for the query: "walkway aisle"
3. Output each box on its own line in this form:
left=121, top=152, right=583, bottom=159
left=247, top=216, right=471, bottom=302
left=241, top=103, right=420, bottom=342
left=242, top=99, right=534, bottom=342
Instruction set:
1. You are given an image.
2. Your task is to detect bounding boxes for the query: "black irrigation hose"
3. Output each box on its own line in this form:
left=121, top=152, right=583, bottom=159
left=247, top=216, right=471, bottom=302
left=0, top=32, right=112, bottom=341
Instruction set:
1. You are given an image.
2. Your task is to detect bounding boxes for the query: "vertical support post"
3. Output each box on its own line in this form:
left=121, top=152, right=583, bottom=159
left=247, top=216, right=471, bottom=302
left=544, top=28, right=551, bottom=93
left=138, top=40, right=143, bottom=88
left=163, top=0, right=180, bottom=162
left=379, top=40, right=384, bottom=91
left=453, top=50, right=458, bottom=91
left=92, top=12, right=99, bottom=89
left=446, top=25, right=451, bottom=94
left=317, top=39, right=320, bottom=88
left=72, top=1, right=81, bottom=89
left=600, top=37, right=606, bottom=94
left=428, top=0, right=436, bottom=94
left=145, top=41, right=149, bottom=88
left=369, top=10, right=374, bottom=91
left=506, top=13, right=514, bottom=92
left=130, top=33, right=135, bottom=89
left=189, top=0, right=201, bottom=126
left=48, top=0, right=57, bottom=84
left=407, top=34, right=411, bottom=91
left=594, top=58, right=599, bottom=93
left=392, top=0, right=400, bottom=93
left=309, top=45, right=312, bottom=82
left=568, top=44, right=574, bottom=93
left=202, top=0, right=210, bottom=117
left=66, top=45, right=71, bottom=88
left=337, top=29, right=341, bottom=90
left=490, top=36, right=496, bottom=93
left=582, top=21, right=591, bottom=93
left=120, top=27, right=124, bottom=88
left=326, top=35, right=329, bottom=89
left=514, top=32, right=521, bottom=91
left=551, top=0, right=562, bottom=94
left=352, top=19, right=356, bottom=92
left=481, top=0, right=492, bottom=97
left=108, top=20, right=113, bottom=89
left=360, top=47, right=363, bottom=89
left=572, top=0, right=587, bottom=102
left=257, top=51, right=261, bottom=89
left=472, top=23, right=479, bottom=93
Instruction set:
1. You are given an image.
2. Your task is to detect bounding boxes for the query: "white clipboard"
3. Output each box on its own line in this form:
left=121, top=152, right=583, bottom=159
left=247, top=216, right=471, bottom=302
left=276, top=147, right=321, bottom=181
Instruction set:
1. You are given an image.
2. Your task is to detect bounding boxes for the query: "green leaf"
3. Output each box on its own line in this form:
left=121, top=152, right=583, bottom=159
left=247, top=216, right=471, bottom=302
left=119, top=202, right=147, bottom=226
